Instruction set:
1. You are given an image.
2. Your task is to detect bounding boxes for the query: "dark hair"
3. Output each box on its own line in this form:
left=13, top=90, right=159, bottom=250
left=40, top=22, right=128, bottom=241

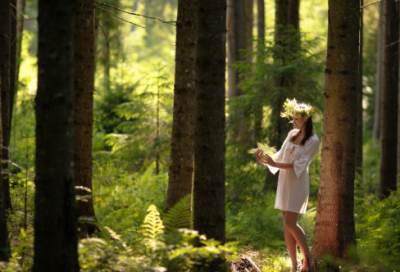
left=291, top=116, right=314, bottom=145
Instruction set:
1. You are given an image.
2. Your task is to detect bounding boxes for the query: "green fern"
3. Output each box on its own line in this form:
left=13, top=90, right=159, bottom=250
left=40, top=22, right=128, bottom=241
left=141, top=204, right=165, bottom=251
left=248, top=142, right=277, bottom=157
left=163, top=194, right=191, bottom=234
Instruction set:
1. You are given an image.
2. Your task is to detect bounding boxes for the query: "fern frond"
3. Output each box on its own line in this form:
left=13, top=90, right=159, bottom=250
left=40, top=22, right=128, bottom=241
left=104, top=226, right=127, bottom=249
left=248, top=142, right=277, bottom=156
left=163, top=194, right=191, bottom=233
left=141, top=204, right=165, bottom=250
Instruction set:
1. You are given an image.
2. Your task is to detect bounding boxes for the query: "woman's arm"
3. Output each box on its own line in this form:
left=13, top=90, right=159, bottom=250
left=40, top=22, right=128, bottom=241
left=262, top=155, right=294, bottom=170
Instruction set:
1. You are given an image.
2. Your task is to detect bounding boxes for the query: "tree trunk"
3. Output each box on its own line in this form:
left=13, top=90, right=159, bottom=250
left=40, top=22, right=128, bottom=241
left=193, top=0, right=226, bottom=269
left=1, top=0, right=12, bottom=213
left=166, top=0, right=196, bottom=218
left=355, top=0, right=363, bottom=177
left=34, top=1, right=79, bottom=271
left=227, top=0, right=236, bottom=99
left=379, top=0, right=399, bottom=200
left=9, top=0, right=16, bottom=124
left=0, top=0, right=11, bottom=261
left=271, top=0, right=300, bottom=149
left=312, top=0, right=359, bottom=264
left=253, top=0, right=265, bottom=142
left=373, top=1, right=384, bottom=141
left=245, top=0, right=253, bottom=53
left=74, top=0, right=98, bottom=237
left=265, top=0, right=300, bottom=189
left=227, top=0, right=246, bottom=99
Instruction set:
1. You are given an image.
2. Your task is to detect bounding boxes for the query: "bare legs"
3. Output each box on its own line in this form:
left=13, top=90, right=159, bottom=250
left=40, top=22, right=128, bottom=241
left=281, top=211, right=311, bottom=271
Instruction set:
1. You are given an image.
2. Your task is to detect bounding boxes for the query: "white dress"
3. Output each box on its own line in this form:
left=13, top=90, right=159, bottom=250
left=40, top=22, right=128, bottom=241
left=267, top=129, right=320, bottom=214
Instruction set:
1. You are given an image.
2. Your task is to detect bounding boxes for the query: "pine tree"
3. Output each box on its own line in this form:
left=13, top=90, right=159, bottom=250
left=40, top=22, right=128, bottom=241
left=378, top=0, right=398, bottom=199
left=312, top=0, right=359, bottom=264
left=166, top=0, right=196, bottom=217
left=0, top=0, right=11, bottom=260
left=33, top=1, right=79, bottom=271
left=0, top=0, right=12, bottom=213
left=193, top=0, right=226, bottom=269
left=74, top=0, right=98, bottom=237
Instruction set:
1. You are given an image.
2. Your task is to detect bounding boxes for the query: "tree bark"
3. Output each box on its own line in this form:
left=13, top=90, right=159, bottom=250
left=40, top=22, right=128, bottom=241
left=265, top=0, right=300, bottom=189
left=34, top=1, right=79, bottom=271
left=312, top=0, right=359, bottom=264
left=193, top=0, right=226, bottom=269
left=355, top=0, right=363, bottom=177
left=166, top=0, right=196, bottom=218
left=74, top=0, right=98, bottom=237
left=271, top=0, right=300, bottom=149
left=0, top=0, right=11, bottom=261
left=245, top=0, right=253, bottom=53
left=1, top=0, right=13, bottom=213
left=227, top=0, right=246, bottom=99
left=373, top=1, right=384, bottom=141
left=253, top=0, right=265, bottom=141
left=379, top=0, right=399, bottom=200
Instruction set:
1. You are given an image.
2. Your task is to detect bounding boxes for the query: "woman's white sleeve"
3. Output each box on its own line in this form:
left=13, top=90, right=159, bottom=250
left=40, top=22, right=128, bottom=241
left=267, top=133, right=291, bottom=175
left=293, top=137, right=320, bottom=178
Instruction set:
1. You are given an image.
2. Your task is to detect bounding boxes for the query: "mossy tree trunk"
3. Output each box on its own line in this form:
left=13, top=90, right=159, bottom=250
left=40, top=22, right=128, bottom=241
left=378, top=0, right=398, bottom=199
left=312, top=0, right=359, bottom=265
left=34, top=1, right=79, bottom=271
left=193, top=0, right=226, bottom=269
left=166, top=0, right=196, bottom=220
left=0, top=0, right=11, bottom=261
left=74, top=0, right=98, bottom=237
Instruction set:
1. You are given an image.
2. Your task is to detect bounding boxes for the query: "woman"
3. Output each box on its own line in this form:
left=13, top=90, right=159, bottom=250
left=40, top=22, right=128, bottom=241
left=255, top=99, right=320, bottom=272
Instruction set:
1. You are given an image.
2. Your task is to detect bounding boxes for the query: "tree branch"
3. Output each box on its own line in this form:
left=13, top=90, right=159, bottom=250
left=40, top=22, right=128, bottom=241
left=94, top=6, right=145, bottom=28
left=95, top=0, right=176, bottom=26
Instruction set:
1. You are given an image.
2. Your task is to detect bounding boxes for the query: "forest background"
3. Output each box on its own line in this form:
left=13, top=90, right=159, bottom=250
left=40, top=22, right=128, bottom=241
left=1, top=0, right=399, bottom=271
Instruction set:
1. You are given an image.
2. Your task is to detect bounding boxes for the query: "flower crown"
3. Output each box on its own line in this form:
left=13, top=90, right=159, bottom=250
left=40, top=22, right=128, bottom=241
left=280, top=98, right=317, bottom=122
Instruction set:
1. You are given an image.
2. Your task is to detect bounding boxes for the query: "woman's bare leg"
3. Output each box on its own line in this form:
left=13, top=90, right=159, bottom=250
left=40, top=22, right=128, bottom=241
left=282, top=211, right=311, bottom=271
left=281, top=211, right=298, bottom=271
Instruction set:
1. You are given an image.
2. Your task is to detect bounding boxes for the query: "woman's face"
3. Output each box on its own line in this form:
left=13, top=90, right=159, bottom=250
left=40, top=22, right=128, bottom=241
left=292, top=116, right=307, bottom=130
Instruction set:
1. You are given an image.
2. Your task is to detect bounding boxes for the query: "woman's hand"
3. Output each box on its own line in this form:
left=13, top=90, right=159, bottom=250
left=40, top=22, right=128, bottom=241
left=255, top=149, right=264, bottom=163
left=262, top=155, right=276, bottom=166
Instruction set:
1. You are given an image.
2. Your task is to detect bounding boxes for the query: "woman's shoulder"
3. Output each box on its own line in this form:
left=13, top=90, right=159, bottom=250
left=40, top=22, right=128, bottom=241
left=308, top=133, right=320, bottom=145
left=288, top=129, right=299, bottom=137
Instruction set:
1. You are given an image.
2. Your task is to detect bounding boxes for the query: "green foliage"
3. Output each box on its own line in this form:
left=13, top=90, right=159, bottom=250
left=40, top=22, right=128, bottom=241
left=163, top=194, right=191, bottom=234
left=248, top=142, right=277, bottom=157
left=142, top=205, right=165, bottom=251
left=357, top=190, right=400, bottom=267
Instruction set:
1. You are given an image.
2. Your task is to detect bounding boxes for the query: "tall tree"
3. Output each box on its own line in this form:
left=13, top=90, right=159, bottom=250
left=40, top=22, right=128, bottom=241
left=245, top=0, right=254, bottom=53
left=227, top=0, right=246, bottom=99
left=312, top=0, right=359, bottom=264
left=379, top=0, right=399, bottom=199
left=166, top=0, right=196, bottom=215
left=270, top=0, right=300, bottom=149
left=193, top=0, right=226, bottom=269
left=1, top=0, right=12, bottom=213
left=34, top=0, right=79, bottom=271
left=355, top=0, right=363, bottom=176
left=253, top=0, right=265, bottom=141
left=74, top=0, right=98, bottom=237
left=0, top=0, right=11, bottom=261
left=2, top=0, right=18, bottom=212
left=265, top=0, right=300, bottom=188
left=373, top=1, right=384, bottom=141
